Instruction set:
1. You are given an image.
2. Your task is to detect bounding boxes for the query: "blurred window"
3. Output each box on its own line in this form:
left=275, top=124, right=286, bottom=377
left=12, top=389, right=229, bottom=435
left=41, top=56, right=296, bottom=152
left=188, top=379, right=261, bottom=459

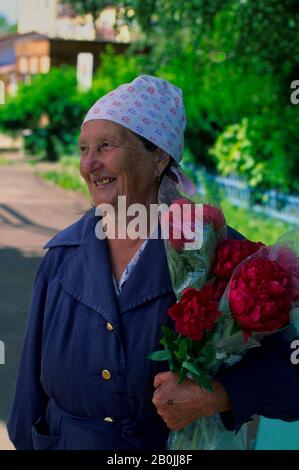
left=19, top=57, right=29, bottom=75
left=29, top=57, right=39, bottom=75
left=40, top=55, right=50, bottom=74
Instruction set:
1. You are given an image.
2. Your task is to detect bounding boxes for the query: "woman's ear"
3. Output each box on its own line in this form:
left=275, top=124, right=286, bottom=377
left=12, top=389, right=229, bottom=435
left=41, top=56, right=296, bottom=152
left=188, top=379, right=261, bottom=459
left=156, top=149, right=171, bottom=177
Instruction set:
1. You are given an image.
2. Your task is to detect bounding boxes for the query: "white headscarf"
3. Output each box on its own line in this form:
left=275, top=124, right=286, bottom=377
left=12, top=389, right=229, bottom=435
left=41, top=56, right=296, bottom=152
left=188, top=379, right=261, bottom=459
left=82, top=75, right=186, bottom=163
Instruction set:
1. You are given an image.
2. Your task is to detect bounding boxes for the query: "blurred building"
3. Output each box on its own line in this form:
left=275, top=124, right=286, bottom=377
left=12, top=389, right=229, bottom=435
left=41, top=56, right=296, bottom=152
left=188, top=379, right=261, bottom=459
left=0, top=1, right=135, bottom=96
left=0, top=32, right=44, bottom=95
left=18, top=0, right=132, bottom=43
left=0, top=32, right=128, bottom=95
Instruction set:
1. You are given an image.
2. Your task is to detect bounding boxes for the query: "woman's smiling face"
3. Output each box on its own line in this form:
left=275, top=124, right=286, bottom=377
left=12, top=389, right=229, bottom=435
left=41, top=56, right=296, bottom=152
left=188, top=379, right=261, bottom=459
left=79, top=119, right=165, bottom=209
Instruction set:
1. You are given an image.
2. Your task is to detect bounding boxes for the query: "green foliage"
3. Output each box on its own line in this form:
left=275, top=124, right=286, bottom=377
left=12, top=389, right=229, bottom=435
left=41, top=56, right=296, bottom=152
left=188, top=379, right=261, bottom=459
left=119, top=0, right=299, bottom=81
left=39, top=156, right=89, bottom=195
left=210, top=109, right=299, bottom=193
left=92, top=45, right=144, bottom=95
left=60, top=0, right=112, bottom=24
left=210, top=119, right=265, bottom=188
left=156, top=46, right=280, bottom=171
left=221, top=200, right=295, bottom=245
left=117, top=0, right=299, bottom=191
left=37, top=153, right=295, bottom=245
left=0, top=15, right=17, bottom=35
left=0, top=156, right=9, bottom=166
left=0, top=67, right=91, bottom=161
left=147, top=325, right=214, bottom=390
left=0, top=46, right=144, bottom=162
left=1, top=1, right=298, bottom=191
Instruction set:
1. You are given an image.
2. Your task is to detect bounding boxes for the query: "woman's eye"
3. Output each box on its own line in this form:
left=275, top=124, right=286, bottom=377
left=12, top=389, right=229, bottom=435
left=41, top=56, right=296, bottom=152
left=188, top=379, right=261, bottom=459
left=101, top=142, right=114, bottom=149
left=80, top=145, right=87, bottom=152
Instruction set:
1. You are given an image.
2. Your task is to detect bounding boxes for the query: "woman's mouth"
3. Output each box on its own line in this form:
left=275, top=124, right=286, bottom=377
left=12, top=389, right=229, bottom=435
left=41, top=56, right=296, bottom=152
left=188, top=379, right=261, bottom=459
left=93, top=177, right=116, bottom=187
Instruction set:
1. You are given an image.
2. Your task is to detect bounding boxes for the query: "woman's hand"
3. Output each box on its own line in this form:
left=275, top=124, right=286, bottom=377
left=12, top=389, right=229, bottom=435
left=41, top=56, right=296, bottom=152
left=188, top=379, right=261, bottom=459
left=152, top=371, right=231, bottom=431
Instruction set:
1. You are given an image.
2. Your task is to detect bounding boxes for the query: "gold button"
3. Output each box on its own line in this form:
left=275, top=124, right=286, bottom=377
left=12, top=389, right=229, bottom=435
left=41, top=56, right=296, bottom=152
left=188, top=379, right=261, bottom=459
left=104, top=417, right=113, bottom=422
left=106, top=322, right=114, bottom=331
left=102, top=369, right=112, bottom=380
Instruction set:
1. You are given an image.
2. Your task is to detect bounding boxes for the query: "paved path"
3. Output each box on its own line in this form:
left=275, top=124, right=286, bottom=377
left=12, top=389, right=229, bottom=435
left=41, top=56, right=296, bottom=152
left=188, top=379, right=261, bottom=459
left=0, top=156, right=88, bottom=449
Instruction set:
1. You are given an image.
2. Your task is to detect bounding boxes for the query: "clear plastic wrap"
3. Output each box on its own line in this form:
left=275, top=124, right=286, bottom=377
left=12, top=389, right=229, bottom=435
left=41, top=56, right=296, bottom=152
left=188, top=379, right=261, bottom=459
left=158, top=166, right=226, bottom=299
left=153, top=165, right=299, bottom=451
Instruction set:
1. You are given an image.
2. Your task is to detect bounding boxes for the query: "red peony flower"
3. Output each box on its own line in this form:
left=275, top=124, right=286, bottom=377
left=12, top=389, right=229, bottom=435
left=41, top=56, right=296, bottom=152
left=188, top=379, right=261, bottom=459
left=213, top=239, right=264, bottom=280
left=203, top=204, right=226, bottom=231
left=212, top=278, right=228, bottom=302
left=229, top=257, right=293, bottom=337
left=168, top=284, right=221, bottom=340
left=162, top=198, right=225, bottom=251
left=267, top=245, right=299, bottom=299
left=162, top=198, right=197, bottom=251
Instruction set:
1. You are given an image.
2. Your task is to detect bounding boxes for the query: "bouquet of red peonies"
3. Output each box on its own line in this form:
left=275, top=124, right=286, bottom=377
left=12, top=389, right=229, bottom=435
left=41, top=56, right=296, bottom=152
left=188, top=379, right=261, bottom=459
left=158, top=169, right=226, bottom=298
left=149, top=167, right=299, bottom=450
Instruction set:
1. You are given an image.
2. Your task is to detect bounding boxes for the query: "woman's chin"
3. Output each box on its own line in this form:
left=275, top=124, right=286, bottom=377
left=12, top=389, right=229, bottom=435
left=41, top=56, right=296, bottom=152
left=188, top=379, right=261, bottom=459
left=89, top=181, right=116, bottom=205
left=92, top=192, right=118, bottom=208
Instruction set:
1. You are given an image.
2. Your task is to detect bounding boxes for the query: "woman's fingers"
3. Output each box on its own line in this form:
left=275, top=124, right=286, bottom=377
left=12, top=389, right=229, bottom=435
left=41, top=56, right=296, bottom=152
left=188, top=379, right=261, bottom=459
left=153, top=371, right=173, bottom=389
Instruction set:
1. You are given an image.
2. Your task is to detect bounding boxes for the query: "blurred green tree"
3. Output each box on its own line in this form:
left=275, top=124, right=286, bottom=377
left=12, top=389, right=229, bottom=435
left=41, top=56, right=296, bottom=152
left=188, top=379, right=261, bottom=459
left=59, top=0, right=117, bottom=31
left=113, top=0, right=299, bottom=192
left=0, top=48, right=143, bottom=161
left=0, top=67, right=93, bottom=161
left=0, top=15, right=17, bottom=35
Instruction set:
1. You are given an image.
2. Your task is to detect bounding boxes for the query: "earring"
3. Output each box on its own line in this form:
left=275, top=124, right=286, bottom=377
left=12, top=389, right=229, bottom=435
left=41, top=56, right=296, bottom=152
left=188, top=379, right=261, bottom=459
left=156, top=174, right=161, bottom=183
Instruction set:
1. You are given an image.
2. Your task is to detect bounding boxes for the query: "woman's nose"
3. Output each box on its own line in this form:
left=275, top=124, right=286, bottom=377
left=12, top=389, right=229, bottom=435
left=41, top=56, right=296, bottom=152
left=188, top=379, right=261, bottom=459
left=81, top=149, right=104, bottom=174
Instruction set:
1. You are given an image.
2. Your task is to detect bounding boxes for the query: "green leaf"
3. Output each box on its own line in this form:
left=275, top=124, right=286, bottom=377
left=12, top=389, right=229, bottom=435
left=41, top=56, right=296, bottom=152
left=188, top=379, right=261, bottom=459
left=230, top=322, right=241, bottom=335
left=159, top=336, right=176, bottom=351
left=201, top=344, right=216, bottom=363
left=159, top=337, right=167, bottom=346
left=182, top=361, right=213, bottom=391
left=193, top=374, right=214, bottom=392
left=169, top=355, right=180, bottom=373
left=161, top=326, right=177, bottom=340
left=147, top=349, right=171, bottom=361
left=182, top=361, right=203, bottom=377
left=196, top=355, right=207, bottom=364
left=178, top=367, right=188, bottom=384
left=174, top=337, right=188, bottom=360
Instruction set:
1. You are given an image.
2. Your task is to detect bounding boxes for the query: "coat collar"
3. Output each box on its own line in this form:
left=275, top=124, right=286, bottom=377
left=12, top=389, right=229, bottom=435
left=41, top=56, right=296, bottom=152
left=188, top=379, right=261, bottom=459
left=44, top=209, right=173, bottom=328
left=42, top=208, right=243, bottom=328
left=117, top=232, right=174, bottom=313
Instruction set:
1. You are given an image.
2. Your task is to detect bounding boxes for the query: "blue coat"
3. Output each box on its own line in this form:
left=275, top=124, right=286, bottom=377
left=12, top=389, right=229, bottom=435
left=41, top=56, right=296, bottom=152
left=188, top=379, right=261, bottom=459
left=7, top=209, right=299, bottom=450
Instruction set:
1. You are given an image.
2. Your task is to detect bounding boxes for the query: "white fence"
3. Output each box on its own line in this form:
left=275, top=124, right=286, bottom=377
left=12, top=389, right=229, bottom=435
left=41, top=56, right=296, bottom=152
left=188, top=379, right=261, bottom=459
left=193, top=169, right=299, bottom=225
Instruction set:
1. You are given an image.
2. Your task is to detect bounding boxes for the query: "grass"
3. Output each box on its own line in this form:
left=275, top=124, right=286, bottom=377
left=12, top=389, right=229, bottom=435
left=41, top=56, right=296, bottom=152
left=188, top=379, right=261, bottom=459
left=0, top=155, right=16, bottom=165
left=38, top=156, right=89, bottom=196
left=193, top=167, right=297, bottom=244
left=27, top=156, right=48, bottom=165
left=0, top=156, right=9, bottom=165
left=221, top=199, right=295, bottom=245
left=37, top=155, right=296, bottom=245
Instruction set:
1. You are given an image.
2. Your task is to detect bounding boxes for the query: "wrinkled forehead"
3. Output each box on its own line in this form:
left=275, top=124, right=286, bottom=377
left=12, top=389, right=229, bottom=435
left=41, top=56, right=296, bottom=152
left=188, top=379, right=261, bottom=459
left=79, top=119, right=134, bottom=143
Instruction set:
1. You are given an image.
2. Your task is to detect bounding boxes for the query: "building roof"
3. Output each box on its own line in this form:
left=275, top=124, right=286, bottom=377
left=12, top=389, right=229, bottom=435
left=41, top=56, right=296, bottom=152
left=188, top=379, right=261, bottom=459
left=0, top=63, right=16, bottom=74
left=0, top=31, right=128, bottom=45
left=0, top=32, right=48, bottom=67
left=0, top=31, right=48, bottom=42
left=0, top=31, right=129, bottom=68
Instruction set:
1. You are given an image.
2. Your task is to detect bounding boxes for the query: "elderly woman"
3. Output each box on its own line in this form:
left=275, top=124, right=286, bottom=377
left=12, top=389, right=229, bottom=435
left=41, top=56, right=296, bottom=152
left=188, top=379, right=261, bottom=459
left=7, top=75, right=299, bottom=450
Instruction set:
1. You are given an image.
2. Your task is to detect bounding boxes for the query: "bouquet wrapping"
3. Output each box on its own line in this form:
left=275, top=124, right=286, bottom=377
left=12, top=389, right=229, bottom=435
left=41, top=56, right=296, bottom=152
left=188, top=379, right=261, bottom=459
left=149, top=166, right=299, bottom=450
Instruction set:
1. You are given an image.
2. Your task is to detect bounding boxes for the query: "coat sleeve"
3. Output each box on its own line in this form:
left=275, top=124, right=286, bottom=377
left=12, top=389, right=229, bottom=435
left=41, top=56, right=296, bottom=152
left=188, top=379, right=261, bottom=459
left=6, top=259, right=49, bottom=450
left=215, top=326, right=299, bottom=432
